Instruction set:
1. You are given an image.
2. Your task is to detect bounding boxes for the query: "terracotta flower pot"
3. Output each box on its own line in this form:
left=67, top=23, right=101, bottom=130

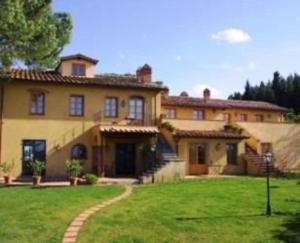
left=70, top=177, right=78, bottom=186
left=32, top=176, right=42, bottom=185
left=4, top=176, right=12, bottom=185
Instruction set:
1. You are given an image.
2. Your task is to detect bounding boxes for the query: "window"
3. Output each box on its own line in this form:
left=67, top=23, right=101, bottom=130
left=72, top=63, right=86, bottom=76
left=223, top=113, right=230, bottom=122
left=70, top=95, right=84, bottom=116
left=30, top=93, right=45, bottom=115
left=197, top=144, right=206, bottom=164
left=22, top=140, right=46, bottom=176
left=237, top=114, right=247, bottom=122
left=71, top=144, right=87, bottom=160
left=128, top=96, right=144, bottom=119
left=193, top=110, right=204, bottom=120
left=104, top=97, right=118, bottom=117
left=226, top=143, right=238, bottom=165
left=188, top=143, right=206, bottom=164
left=255, top=114, right=264, bottom=122
left=165, top=108, right=176, bottom=119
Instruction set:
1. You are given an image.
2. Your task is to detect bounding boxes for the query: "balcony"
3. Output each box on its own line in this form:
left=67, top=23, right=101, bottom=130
left=93, top=110, right=157, bottom=126
left=161, top=116, right=226, bottom=131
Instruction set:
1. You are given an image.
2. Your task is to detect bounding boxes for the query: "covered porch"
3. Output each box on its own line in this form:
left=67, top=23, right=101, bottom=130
left=174, top=130, right=248, bottom=176
left=92, top=125, right=159, bottom=178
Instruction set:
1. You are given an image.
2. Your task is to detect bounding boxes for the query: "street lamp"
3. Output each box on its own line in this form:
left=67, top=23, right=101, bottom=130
left=150, top=144, right=156, bottom=183
left=263, top=151, right=273, bottom=216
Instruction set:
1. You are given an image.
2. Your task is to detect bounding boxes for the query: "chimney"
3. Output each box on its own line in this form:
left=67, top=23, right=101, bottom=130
left=161, top=89, right=169, bottom=98
left=136, top=64, right=152, bottom=83
left=203, top=88, right=211, bottom=100
left=180, top=91, right=189, bottom=97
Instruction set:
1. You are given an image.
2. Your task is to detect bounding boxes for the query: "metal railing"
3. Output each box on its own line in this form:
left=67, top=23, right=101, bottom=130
left=93, top=110, right=157, bottom=126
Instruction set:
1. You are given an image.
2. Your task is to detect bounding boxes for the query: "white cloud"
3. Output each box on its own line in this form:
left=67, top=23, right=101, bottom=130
left=175, top=55, right=182, bottom=62
left=211, top=28, right=251, bottom=44
left=190, top=84, right=225, bottom=99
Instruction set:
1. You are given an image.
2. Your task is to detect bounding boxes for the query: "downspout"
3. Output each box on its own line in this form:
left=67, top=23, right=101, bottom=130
left=154, top=94, right=157, bottom=126
left=100, top=133, right=105, bottom=177
left=0, top=83, right=4, bottom=165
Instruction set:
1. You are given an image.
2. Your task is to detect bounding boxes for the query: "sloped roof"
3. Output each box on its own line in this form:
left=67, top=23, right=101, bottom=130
left=1, top=69, right=167, bottom=91
left=60, top=53, right=99, bottom=64
left=162, top=95, right=287, bottom=112
left=100, top=125, right=159, bottom=134
left=174, top=130, right=248, bottom=139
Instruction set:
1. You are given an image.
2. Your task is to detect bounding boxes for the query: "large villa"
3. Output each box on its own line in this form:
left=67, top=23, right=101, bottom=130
left=0, top=54, right=299, bottom=182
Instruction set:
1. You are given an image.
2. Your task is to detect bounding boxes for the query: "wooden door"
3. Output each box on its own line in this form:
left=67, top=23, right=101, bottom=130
left=188, top=144, right=208, bottom=175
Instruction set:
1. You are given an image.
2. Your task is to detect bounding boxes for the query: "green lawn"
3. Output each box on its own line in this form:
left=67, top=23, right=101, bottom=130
left=0, top=184, right=123, bottom=243
left=78, top=177, right=300, bottom=243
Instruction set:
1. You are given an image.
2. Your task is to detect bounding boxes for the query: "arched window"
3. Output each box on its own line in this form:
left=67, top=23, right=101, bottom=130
left=71, top=144, right=87, bottom=160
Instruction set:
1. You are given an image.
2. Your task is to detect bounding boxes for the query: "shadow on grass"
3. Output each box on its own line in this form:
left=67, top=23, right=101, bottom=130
left=175, top=213, right=264, bottom=221
left=0, top=184, right=29, bottom=188
left=272, top=213, right=300, bottom=243
left=176, top=212, right=295, bottom=221
left=0, top=184, right=69, bottom=189
left=30, top=185, right=70, bottom=189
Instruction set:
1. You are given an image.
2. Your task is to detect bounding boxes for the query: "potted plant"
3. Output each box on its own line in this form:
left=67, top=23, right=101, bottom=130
left=27, top=160, right=46, bottom=185
left=0, top=161, right=14, bottom=185
left=66, top=159, right=83, bottom=186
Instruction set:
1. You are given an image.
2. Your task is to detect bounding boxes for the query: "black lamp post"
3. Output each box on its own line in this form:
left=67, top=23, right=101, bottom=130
left=151, top=144, right=156, bottom=183
left=263, top=151, right=272, bottom=216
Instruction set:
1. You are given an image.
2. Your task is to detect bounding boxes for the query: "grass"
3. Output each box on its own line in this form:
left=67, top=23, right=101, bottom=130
left=78, top=177, right=300, bottom=243
left=0, top=184, right=123, bottom=243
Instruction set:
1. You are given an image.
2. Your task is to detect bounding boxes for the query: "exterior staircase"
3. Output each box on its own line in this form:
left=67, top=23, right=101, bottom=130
left=244, top=145, right=279, bottom=175
left=139, top=133, right=185, bottom=183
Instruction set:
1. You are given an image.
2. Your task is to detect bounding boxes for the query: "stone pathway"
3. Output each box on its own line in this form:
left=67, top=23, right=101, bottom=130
left=62, top=185, right=133, bottom=243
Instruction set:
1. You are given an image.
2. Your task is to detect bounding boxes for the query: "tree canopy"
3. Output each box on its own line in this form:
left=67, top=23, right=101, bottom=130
left=0, top=0, right=72, bottom=69
left=229, top=71, right=300, bottom=122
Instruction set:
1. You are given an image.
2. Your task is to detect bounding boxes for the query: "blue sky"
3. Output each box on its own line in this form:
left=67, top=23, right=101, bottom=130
left=53, top=0, right=300, bottom=98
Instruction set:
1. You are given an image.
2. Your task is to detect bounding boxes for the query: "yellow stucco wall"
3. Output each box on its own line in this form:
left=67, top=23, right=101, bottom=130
left=162, top=106, right=283, bottom=123
left=1, top=81, right=161, bottom=177
left=177, top=138, right=246, bottom=175
left=162, top=118, right=226, bottom=131
left=237, top=122, right=300, bottom=171
left=58, top=59, right=96, bottom=77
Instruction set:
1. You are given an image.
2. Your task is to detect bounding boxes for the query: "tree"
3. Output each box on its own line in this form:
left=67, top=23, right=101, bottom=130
left=228, top=71, right=300, bottom=121
left=256, top=81, right=266, bottom=101
left=0, top=0, right=72, bottom=69
left=242, top=80, right=253, bottom=100
left=272, top=71, right=285, bottom=106
left=228, top=92, right=242, bottom=100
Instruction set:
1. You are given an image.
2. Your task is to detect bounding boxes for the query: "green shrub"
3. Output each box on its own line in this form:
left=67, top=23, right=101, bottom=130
left=85, top=174, right=98, bottom=185
left=161, top=122, right=175, bottom=132
left=66, top=159, right=83, bottom=177
left=0, top=161, right=15, bottom=175
left=280, top=172, right=300, bottom=180
left=27, top=160, right=45, bottom=176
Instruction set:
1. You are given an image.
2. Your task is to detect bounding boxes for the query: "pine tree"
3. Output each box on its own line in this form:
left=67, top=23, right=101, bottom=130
left=0, top=0, right=72, bottom=69
left=228, top=71, right=300, bottom=120
left=256, top=81, right=266, bottom=101
left=242, top=80, right=253, bottom=100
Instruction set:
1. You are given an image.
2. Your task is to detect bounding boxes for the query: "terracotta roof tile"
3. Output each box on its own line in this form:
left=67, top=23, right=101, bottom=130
left=174, top=130, right=248, bottom=139
left=1, top=69, right=167, bottom=91
left=162, top=95, right=287, bottom=112
left=60, top=53, right=99, bottom=64
left=100, top=125, right=159, bottom=134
